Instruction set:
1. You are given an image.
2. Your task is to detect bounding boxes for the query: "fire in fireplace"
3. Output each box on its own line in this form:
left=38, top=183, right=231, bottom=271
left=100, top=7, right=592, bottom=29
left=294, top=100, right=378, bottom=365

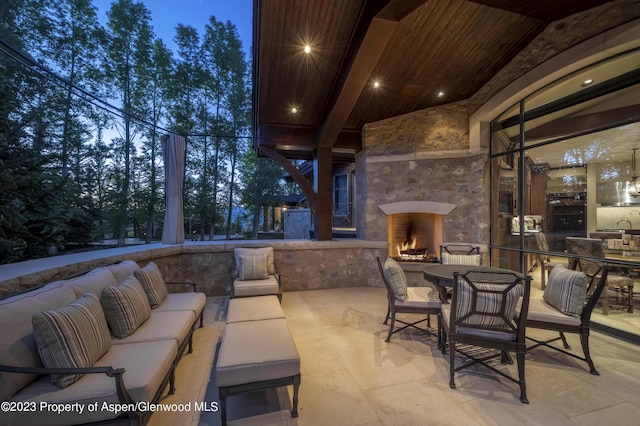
left=397, top=223, right=430, bottom=261
left=389, top=214, right=442, bottom=263
left=379, top=201, right=453, bottom=263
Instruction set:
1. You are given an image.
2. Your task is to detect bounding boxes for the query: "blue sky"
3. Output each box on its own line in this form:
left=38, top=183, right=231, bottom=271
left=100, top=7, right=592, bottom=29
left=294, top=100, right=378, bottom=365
left=94, top=0, right=253, bottom=56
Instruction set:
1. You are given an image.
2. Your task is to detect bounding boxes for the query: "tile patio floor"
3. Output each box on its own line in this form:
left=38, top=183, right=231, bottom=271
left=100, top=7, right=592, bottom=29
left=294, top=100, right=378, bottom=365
left=149, top=285, right=640, bottom=426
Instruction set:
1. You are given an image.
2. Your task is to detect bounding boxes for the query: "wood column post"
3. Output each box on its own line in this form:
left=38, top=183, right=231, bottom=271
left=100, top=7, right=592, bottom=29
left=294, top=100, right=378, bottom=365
left=314, top=147, right=333, bottom=240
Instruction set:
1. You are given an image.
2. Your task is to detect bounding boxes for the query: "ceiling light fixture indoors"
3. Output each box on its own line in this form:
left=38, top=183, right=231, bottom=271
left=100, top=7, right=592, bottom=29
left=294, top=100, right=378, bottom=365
left=629, top=148, right=640, bottom=197
left=437, top=91, right=445, bottom=98
left=581, top=78, right=594, bottom=87
left=303, top=45, right=311, bottom=54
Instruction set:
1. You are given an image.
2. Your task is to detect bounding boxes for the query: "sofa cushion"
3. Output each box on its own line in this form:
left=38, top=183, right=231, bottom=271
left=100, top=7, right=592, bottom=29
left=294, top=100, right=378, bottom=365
left=234, top=247, right=276, bottom=275
left=110, top=310, right=194, bottom=347
left=383, top=257, right=408, bottom=302
left=6, top=340, right=177, bottom=426
left=543, top=264, right=588, bottom=317
left=65, top=268, right=118, bottom=298
left=238, top=254, right=269, bottom=280
left=32, top=294, right=111, bottom=388
left=0, top=281, right=77, bottom=401
left=134, top=261, right=168, bottom=308
left=107, top=260, right=140, bottom=284
left=101, top=276, right=151, bottom=338
left=154, top=292, right=206, bottom=318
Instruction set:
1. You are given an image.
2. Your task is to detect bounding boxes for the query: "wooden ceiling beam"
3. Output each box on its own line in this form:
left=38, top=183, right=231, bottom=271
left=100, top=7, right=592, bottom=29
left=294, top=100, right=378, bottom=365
left=258, top=124, right=362, bottom=152
left=317, top=0, right=428, bottom=149
left=258, top=125, right=318, bottom=151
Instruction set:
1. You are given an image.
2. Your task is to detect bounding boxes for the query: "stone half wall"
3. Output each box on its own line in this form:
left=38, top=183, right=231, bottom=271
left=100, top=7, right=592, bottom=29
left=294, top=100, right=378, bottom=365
left=356, top=101, right=489, bottom=250
left=0, top=240, right=388, bottom=298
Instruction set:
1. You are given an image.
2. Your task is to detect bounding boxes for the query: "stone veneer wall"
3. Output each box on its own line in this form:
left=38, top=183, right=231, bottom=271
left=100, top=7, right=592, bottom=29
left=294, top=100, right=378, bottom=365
left=356, top=101, right=489, bottom=252
left=283, top=208, right=312, bottom=239
left=0, top=240, right=387, bottom=298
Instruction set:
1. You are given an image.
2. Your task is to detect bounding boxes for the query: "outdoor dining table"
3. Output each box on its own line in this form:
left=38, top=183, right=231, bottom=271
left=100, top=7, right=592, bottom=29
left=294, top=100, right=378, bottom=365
left=422, top=264, right=528, bottom=302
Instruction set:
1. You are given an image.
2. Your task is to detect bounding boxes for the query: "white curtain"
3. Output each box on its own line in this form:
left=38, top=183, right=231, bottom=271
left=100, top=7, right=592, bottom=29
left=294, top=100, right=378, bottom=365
left=161, top=134, right=185, bottom=244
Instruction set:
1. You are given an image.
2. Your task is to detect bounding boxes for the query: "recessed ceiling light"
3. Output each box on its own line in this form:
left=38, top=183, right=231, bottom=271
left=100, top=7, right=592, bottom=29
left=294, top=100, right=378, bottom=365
left=303, top=45, right=311, bottom=54
left=581, top=79, right=594, bottom=87
left=291, top=107, right=298, bottom=114
left=373, top=81, right=380, bottom=88
left=437, top=91, right=445, bottom=98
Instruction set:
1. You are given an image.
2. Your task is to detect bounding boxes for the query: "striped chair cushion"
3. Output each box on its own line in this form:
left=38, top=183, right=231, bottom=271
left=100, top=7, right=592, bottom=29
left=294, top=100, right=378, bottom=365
left=383, top=257, right=408, bottom=302
left=32, top=294, right=111, bottom=388
left=441, top=253, right=481, bottom=265
left=455, top=281, right=522, bottom=330
left=543, top=264, right=588, bottom=317
left=238, top=254, right=270, bottom=281
left=101, top=276, right=151, bottom=338
left=134, top=261, right=168, bottom=308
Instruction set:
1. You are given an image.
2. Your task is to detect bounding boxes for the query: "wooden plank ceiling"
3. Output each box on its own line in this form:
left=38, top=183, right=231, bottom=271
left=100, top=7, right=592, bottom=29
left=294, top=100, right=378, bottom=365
left=252, top=0, right=612, bottom=161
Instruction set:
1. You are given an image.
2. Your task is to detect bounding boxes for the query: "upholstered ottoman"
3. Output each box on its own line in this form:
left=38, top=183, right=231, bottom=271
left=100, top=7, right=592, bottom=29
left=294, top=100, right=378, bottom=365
left=226, top=295, right=285, bottom=323
left=215, top=318, right=300, bottom=425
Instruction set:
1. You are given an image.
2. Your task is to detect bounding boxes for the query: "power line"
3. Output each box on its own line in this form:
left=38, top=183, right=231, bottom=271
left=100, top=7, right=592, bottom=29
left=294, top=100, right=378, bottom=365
left=0, top=37, right=254, bottom=140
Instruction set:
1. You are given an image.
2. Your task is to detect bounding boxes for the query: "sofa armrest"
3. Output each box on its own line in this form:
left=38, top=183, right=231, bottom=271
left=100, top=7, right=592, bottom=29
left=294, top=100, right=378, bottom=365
left=165, top=281, right=197, bottom=292
left=0, top=364, right=135, bottom=405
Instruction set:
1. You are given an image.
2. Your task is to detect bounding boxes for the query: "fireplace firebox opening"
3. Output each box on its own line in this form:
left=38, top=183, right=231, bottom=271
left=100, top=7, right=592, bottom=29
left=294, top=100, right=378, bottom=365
left=388, top=213, right=443, bottom=263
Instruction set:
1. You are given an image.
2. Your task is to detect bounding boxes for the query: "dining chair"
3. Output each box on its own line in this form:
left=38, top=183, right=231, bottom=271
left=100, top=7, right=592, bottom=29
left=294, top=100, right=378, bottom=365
left=522, top=262, right=609, bottom=375
left=376, top=256, right=442, bottom=344
left=441, top=269, right=532, bottom=403
left=533, top=232, right=565, bottom=290
left=440, top=244, right=481, bottom=265
left=565, top=237, right=633, bottom=315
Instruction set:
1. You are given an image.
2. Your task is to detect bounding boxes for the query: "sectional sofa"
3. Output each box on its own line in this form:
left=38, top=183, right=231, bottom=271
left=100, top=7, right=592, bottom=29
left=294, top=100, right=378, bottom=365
left=0, top=260, right=206, bottom=426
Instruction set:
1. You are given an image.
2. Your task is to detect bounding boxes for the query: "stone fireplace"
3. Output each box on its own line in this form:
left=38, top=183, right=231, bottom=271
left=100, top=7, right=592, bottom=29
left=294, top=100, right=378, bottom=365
left=379, top=201, right=456, bottom=263
left=353, top=103, right=487, bottom=288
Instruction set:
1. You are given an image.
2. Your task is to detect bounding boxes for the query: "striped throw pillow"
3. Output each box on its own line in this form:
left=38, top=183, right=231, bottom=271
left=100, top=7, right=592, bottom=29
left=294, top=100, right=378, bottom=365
left=134, top=261, right=168, bottom=308
left=455, top=281, right=522, bottom=330
left=543, top=264, right=588, bottom=317
left=383, top=257, right=408, bottom=302
left=234, top=247, right=276, bottom=275
left=238, top=254, right=269, bottom=280
left=441, top=253, right=481, bottom=265
left=101, top=276, right=151, bottom=338
left=32, top=293, right=111, bottom=388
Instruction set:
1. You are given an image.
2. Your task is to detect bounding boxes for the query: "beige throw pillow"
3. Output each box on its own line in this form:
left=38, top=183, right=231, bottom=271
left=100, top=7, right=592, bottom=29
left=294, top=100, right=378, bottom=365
left=101, top=276, right=151, bottom=338
left=238, top=254, right=270, bottom=280
left=32, top=293, right=111, bottom=388
left=134, top=261, right=168, bottom=308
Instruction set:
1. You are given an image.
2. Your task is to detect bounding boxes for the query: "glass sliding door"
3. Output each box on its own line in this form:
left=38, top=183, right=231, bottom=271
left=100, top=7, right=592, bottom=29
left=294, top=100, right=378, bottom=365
left=490, top=48, right=640, bottom=340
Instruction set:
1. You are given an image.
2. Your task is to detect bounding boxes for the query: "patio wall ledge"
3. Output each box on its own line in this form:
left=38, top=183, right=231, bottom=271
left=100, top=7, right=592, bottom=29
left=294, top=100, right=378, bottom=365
left=0, top=239, right=389, bottom=298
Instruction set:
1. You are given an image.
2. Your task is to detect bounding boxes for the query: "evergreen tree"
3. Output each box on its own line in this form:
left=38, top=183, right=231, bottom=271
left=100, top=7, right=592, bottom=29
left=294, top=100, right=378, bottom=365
left=140, top=38, right=172, bottom=243
left=103, top=0, right=153, bottom=246
left=239, top=146, right=287, bottom=239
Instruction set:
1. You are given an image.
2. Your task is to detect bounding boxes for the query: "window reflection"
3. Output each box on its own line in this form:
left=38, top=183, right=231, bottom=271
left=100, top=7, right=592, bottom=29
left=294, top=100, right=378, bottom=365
left=491, top=49, right=640, bottom=339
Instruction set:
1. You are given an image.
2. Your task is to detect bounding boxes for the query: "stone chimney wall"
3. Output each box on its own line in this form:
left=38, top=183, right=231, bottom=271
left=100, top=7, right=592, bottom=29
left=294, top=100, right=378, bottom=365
left=355, top=100, right=488, bottom=248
